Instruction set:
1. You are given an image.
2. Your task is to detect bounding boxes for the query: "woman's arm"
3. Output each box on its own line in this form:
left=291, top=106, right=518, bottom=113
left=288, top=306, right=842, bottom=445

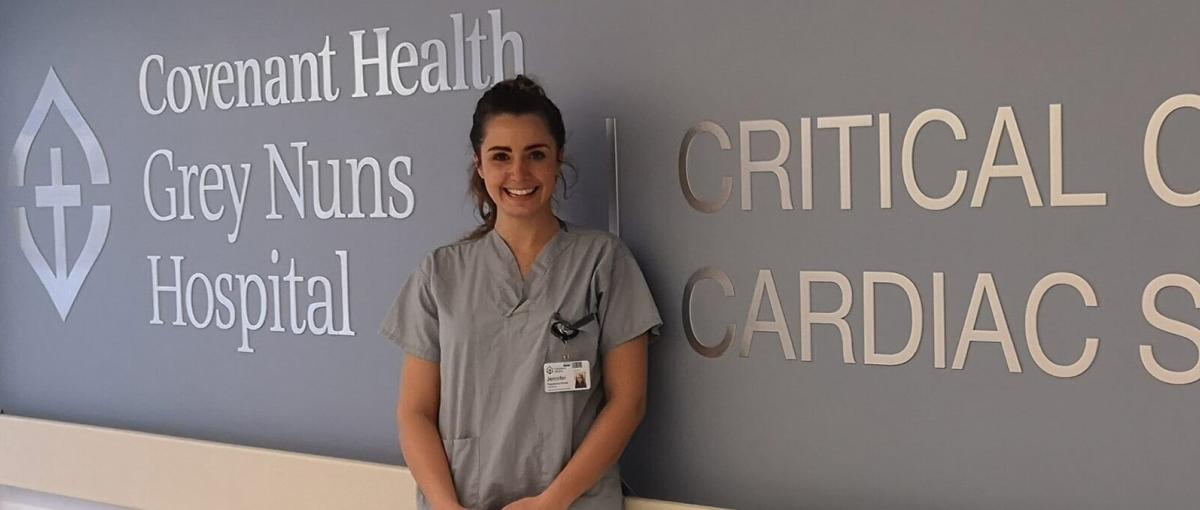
left=511, top=333, right=650, bottom=509
left=397, top=354, right=465, bottom=510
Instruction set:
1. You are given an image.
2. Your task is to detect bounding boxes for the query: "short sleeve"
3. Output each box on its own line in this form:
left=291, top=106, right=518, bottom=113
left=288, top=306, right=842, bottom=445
left=378, top=255, right=440, bottom=362
left=596, top=241, right=663, bottom=354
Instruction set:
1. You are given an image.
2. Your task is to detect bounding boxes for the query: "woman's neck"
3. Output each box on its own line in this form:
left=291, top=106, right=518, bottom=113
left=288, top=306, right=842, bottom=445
left=493, top=212, right=561, bottom=253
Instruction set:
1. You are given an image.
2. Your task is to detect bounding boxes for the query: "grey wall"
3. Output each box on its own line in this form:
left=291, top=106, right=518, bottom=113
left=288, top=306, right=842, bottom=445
left=4, top=1, right=1200, bottom=509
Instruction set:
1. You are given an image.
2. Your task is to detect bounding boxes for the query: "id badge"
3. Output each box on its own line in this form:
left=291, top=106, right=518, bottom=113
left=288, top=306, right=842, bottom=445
left=544, top=360, right=591, bottom=393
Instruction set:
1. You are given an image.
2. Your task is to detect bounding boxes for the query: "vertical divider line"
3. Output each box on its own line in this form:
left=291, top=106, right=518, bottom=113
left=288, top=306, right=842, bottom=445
left=605, top=117, right=620, bottom=236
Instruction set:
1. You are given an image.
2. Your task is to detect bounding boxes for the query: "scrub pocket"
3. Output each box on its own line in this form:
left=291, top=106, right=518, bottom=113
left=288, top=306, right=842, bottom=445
left=441, top=436, right=479, bottom=508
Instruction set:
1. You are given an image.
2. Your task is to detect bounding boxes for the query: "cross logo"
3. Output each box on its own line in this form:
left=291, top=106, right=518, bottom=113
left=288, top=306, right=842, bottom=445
left=11, top=68, right=110, bottom=321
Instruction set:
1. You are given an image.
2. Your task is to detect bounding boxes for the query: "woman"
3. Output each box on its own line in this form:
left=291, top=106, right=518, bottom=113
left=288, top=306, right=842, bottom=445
left=380, top=75, right=662, bottom=510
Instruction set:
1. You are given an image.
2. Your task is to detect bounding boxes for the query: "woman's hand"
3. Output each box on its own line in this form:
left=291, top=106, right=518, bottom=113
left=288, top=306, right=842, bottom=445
left=500, top=492, right=569, bottom=510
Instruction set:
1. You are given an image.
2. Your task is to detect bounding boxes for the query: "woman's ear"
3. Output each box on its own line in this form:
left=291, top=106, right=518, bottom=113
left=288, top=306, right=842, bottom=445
left=473, top=155, right=482, bottom=177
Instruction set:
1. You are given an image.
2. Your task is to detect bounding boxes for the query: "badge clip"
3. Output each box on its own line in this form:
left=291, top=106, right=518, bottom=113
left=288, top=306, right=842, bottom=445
left=550, top=312, right=596, bottom=342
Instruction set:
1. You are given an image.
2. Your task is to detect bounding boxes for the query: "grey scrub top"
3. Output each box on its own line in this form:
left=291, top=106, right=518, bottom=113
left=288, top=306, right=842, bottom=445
left=379, top=220, right=663, bottom=510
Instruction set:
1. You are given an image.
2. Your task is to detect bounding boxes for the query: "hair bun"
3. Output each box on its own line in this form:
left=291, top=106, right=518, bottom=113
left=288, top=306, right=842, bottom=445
left=503, top=74, right=547, bottom=97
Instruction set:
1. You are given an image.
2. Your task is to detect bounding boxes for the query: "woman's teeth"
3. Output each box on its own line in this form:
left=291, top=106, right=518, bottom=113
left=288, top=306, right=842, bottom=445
left=505, top=187, right=537, bottom=197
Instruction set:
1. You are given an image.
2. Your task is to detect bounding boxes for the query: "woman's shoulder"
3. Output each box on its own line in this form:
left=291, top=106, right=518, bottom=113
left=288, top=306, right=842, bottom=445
left=432, top=232, right=488, bottom=256
left=563, top=222, right=618, bottom=242
left=414, top=233, right=490, bottom=275
left=561, top=222, right=636, bottom=260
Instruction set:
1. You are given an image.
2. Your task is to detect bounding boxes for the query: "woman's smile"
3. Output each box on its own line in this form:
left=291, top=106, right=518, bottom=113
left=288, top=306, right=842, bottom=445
left=503, top=185, right=539, bottom=197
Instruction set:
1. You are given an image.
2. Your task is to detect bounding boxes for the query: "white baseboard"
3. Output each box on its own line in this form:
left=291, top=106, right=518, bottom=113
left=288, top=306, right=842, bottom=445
left=0, top=414, right=721, bottom=510
left=1, top=485, right=128, bottom=510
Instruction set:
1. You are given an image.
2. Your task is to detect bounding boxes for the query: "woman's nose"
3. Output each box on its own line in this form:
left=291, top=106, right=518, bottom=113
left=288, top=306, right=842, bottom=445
left=510, top=156, right=532, bottom=178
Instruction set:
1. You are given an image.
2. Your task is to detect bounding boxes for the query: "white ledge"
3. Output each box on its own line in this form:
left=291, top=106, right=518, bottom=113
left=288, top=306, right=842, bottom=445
left=0, top=414, right=719, bottom=510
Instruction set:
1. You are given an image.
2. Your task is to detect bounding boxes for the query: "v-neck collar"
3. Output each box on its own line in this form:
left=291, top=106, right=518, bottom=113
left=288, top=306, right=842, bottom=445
left=485, top=218, right=571, bottom=316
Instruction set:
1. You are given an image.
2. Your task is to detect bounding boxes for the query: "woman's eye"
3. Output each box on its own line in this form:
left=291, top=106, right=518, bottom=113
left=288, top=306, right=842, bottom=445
left=529, top=151, right=546, bottom=160
left=491, top=153, right=510, bottom=161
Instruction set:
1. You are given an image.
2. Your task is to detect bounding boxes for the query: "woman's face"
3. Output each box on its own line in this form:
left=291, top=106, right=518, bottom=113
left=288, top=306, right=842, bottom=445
left=476, top=113, right=561, bottom=223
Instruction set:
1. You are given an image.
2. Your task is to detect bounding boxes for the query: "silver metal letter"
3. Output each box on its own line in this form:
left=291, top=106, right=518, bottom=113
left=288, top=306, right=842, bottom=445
left=683, top=266, right=735, bottom=358
left=679, top=121, right=733, bottom=213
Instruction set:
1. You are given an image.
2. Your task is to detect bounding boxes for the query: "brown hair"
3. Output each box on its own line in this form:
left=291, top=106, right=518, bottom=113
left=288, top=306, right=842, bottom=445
left=462, top=75, right=568, bottom=241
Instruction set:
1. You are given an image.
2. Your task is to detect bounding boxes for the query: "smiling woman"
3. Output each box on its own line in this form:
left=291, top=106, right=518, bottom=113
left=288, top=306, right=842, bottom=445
left=380, top=75, right=662, bottom=510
